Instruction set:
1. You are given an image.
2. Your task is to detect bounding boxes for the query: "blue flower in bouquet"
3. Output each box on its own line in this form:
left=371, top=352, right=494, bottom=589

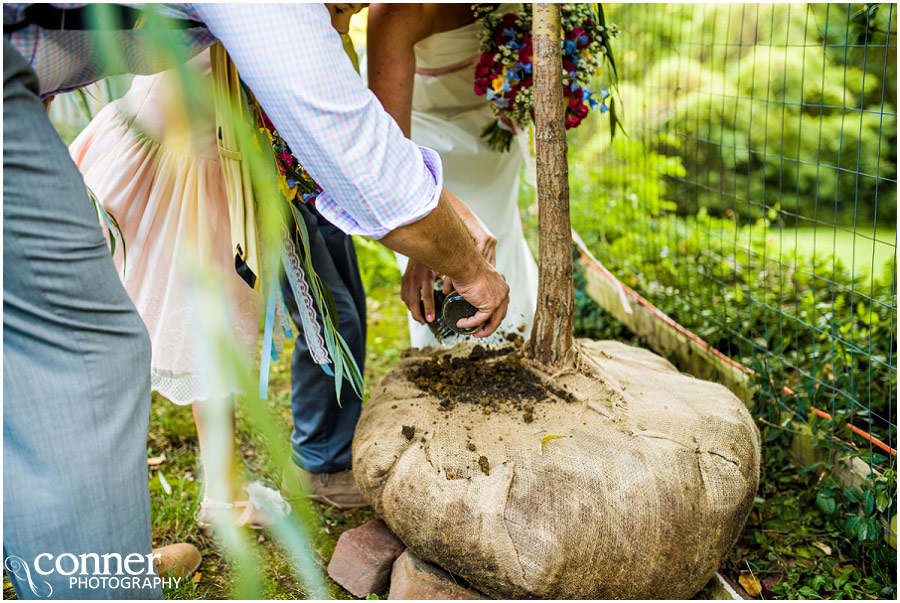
left=582, top=88, right=599, bottom=110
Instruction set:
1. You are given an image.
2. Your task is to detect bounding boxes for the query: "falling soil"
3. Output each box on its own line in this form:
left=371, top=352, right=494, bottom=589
left=478, top=456, right=491, bottom=476
left=401, top=425, right=416, bottom=440
left=410, top=344, right=577, bottom=420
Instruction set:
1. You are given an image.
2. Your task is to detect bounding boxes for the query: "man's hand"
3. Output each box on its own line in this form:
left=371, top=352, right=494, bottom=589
left=380, top=193, right=510, bottom=337
left=445, top=265, right=510, bottom=338
left=401, top=260, right=438, bottom=324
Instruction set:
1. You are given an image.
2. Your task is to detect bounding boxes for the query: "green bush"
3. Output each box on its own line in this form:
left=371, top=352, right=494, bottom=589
left=570, top=132, right=895, bottom=445
left=606, top=2, right=898, bottom=227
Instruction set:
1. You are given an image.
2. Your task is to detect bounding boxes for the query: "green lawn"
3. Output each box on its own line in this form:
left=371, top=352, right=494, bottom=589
left=146, top=273, right=409, bottom=600
left=769, top=226, right=896, bottom=275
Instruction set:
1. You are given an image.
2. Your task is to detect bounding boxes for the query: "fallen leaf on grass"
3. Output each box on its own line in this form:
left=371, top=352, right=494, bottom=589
left=158, top=471, right=171, bottom=495
left=192, top=572, right=201, bottom=584
left=739, top=572, right=762, bottom=597
left=147, top=454, right=166, bottom=467
left=812, top=541, right=832, bottom=555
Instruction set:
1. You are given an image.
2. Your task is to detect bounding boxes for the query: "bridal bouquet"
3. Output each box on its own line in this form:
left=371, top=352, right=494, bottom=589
left=256, top=110, right=322, bottom=205
left=473, top=3, right=620, bottom=151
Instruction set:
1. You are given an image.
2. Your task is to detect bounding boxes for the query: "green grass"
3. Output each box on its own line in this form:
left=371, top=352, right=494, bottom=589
left=771, top=226, right=896, bottom=275
left=149, top=269, right=409, bottom=600
left=149, top=273, right=409, bottom=600
left=153, top=275, right=408, bottom=600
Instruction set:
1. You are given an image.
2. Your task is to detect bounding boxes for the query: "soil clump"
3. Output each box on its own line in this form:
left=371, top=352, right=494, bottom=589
left=410, top=344, right=576, bottom=419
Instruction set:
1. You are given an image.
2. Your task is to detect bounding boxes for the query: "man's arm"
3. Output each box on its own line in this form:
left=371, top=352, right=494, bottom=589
left=190, top=3, right=509, bottom=335
left=193, top=3, right=438, bottom=239
left=367, top=3, right=430, bottom=138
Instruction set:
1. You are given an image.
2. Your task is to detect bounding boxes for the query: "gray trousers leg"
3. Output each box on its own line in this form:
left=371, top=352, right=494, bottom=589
left=3, top=40, right=160, bottom=599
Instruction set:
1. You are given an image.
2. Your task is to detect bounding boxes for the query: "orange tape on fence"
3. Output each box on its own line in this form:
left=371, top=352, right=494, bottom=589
left=576, top=247, right=897, bottom=458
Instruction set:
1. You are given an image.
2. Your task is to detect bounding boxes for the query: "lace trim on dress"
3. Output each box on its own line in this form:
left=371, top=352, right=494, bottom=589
left=151, top=369, right=239, bottom=406
left=280, top=227, right=332, bottom=366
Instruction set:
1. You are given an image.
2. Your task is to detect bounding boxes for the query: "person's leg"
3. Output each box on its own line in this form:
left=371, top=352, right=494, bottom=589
left=281, top=203, right=366, bottom=479
left=192, top=402, right=239, bottom=502
left=2, top=40, right=161, bottom=599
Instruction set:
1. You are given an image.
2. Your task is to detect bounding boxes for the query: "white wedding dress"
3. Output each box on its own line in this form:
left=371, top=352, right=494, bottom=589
left=397, top=7, right=539, bottom=347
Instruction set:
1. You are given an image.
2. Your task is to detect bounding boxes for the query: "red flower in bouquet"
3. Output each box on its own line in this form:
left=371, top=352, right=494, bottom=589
left=277, top=150, right=294, bottom=173
left=569, top=98, right=589, bottom=119
left=258, top=111, right=276, bottom=132
left=518, top=33, right=533, bottom=63
left=569, top=27, right=589, bottom=48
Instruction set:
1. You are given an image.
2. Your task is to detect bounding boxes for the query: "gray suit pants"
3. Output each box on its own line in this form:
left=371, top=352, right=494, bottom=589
left=3, top=40, right=160, bottom=599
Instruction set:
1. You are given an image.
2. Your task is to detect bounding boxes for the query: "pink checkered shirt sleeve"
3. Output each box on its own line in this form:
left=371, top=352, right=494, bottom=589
left=191, top=3, right=444, bottom=239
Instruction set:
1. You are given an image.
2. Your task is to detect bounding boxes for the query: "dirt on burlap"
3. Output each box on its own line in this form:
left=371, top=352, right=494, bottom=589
left=352, top=339, right=761, bottom=599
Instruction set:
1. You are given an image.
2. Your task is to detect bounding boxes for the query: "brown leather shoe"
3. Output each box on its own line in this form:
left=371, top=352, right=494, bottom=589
left=153, top=543, right=201, bottom=578
left=282, top=462, right=369, bottom=510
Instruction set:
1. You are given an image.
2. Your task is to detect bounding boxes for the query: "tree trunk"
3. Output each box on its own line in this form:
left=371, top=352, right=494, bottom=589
left=530, top=3, right=574, bottom=367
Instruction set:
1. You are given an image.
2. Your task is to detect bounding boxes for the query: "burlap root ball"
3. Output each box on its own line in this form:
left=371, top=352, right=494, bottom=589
left=352, top=339, right=761, bottom=599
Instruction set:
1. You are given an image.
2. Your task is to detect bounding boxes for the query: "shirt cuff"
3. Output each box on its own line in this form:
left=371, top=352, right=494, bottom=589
left=315, top=145, right=444, bottom=239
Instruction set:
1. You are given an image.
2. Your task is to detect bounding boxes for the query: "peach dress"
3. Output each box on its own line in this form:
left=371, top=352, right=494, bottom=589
left=69, top=51, right=261, bottom=404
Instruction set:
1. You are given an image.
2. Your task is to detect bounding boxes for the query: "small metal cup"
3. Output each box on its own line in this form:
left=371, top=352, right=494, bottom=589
left=442, top=293, right=478, bottom=335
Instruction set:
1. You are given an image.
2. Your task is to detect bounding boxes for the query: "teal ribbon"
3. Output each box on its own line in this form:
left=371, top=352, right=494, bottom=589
left=259, top=277, right=279, bottom=400
left=279, top=288, right=294, bottom=339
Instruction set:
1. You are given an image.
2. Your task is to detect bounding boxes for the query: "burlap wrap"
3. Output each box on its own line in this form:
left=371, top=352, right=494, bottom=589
left=352, top=339, right=761, bottom=599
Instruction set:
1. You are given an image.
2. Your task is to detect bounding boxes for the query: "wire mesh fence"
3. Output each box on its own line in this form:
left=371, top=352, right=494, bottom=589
left=569, top=2, right=896, bottom=486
